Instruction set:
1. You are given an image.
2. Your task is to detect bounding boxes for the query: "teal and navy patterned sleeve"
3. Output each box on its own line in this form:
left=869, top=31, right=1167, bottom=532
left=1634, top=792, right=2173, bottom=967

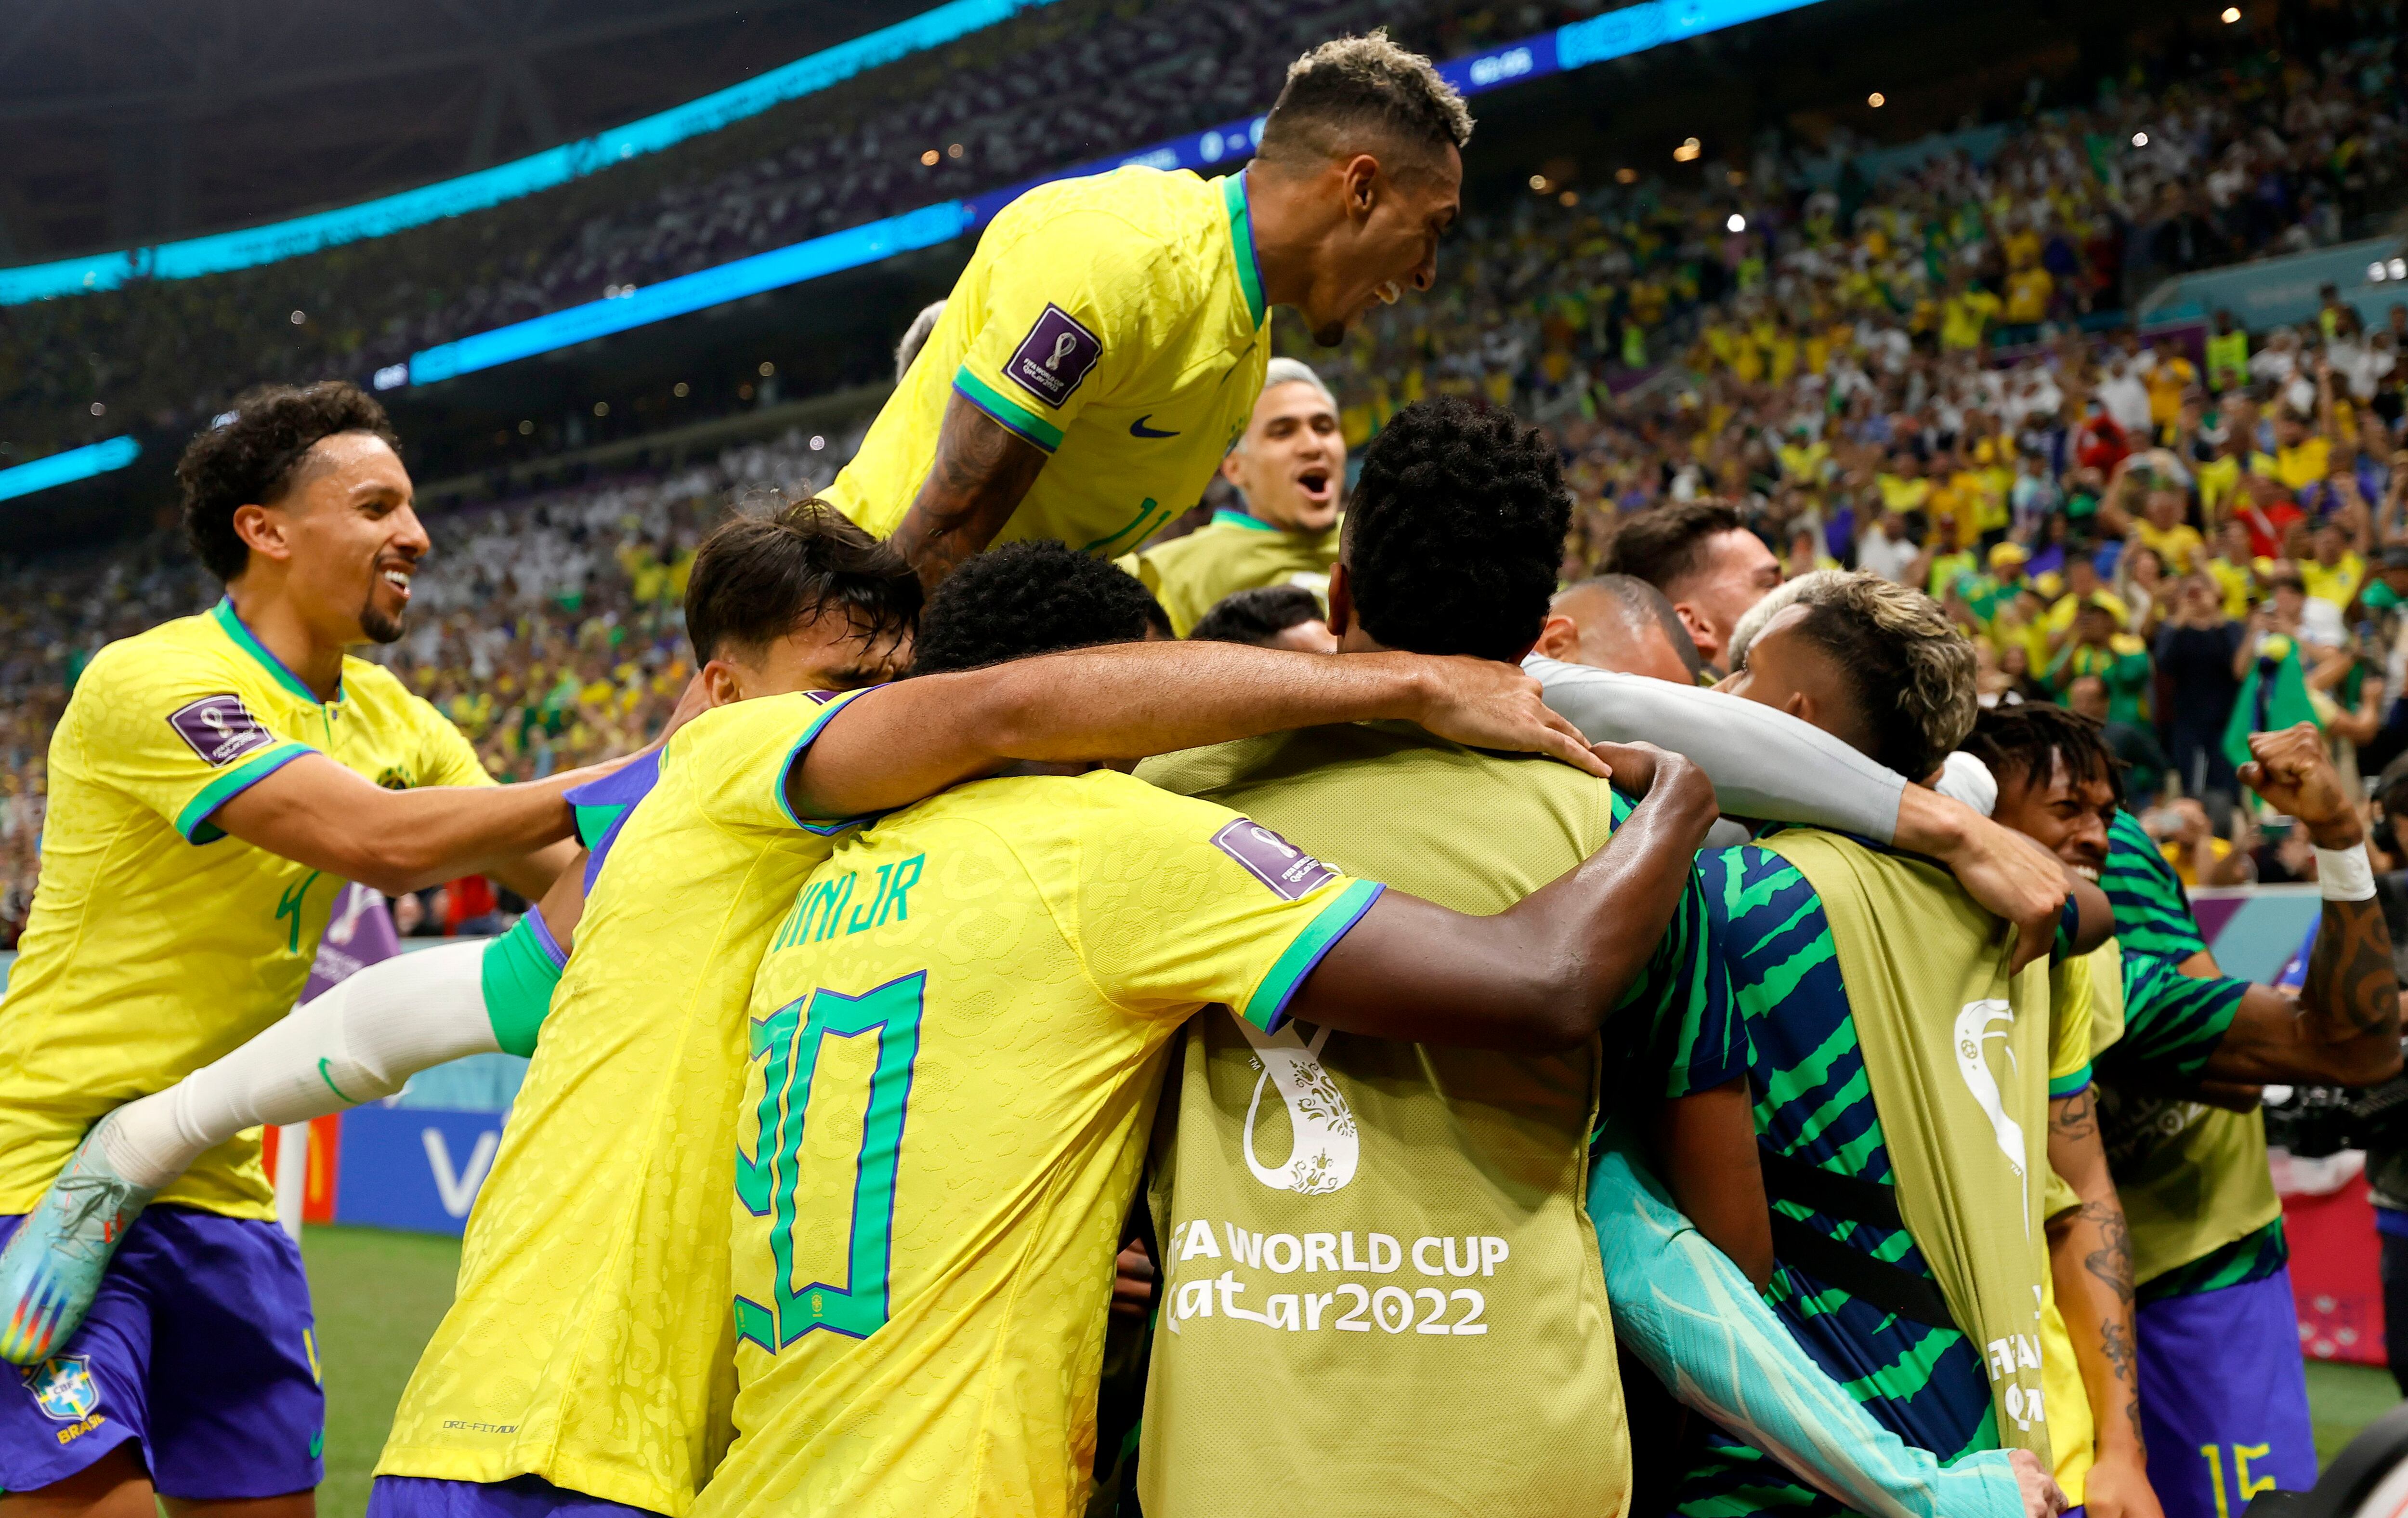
left=2101, top=808, right=2208, bottom=961
left=2107, top=949, right=2250, bottom=1081
left=1618, top=853, right=1743, bottom=1099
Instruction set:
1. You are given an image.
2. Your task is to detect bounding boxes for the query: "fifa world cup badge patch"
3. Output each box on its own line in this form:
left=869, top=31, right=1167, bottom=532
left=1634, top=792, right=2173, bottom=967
left=1006, top=304, right=1102, bottom=408
left=168, top=694, right=276, bottom=766
left=1212, top=819, right=1336, bottom=901
left=25, top=1355, right=99, bottom=1421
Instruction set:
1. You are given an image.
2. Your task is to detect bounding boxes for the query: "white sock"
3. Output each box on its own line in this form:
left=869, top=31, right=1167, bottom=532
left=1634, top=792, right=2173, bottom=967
left=100, top=939, right=501, bottom=1189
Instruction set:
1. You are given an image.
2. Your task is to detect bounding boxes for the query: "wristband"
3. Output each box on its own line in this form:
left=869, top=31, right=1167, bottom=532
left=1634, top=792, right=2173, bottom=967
left=2316, top=842, right=2376, bottom=901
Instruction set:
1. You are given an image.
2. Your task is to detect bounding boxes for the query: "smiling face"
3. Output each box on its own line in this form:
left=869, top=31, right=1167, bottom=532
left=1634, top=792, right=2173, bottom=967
left=1298, top=147, right=1461, bottom=346
left=1223, top=379, right=1346, bottom=531
left=239, top=430, right=427, bottom=645
left=1991, top=749, right=2117, bottom=878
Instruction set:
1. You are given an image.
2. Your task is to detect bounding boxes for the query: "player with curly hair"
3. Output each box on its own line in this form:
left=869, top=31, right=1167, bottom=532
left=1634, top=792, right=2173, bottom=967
left=0, top=381, right=661, bottom=1512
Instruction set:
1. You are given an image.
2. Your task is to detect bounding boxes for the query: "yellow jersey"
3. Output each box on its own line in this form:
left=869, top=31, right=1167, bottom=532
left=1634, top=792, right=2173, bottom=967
left=2135, top=520, right=2206, bottom=574
left=1125, top=508, right=1340, bottom=636
left=379, top=690, right=874, bottom=1514
left=2275, top=436, right=2330, bottom=493
left=0, top=600, right=485, bottom=1219
left=2302, top=552, right=2365, bottom=612
left=699, top=771, right=1380, bottom=1518
left=827, top=166, right=1271, bottom=558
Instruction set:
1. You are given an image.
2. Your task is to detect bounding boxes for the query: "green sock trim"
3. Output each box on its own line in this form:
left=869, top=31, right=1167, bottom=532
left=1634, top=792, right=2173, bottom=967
left=482, top=912, right=566, bottom=1058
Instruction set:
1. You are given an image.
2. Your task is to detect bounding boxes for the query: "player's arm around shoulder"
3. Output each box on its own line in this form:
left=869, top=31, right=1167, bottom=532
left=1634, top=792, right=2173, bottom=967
left=1286, top=741, right=1719, bottom=1053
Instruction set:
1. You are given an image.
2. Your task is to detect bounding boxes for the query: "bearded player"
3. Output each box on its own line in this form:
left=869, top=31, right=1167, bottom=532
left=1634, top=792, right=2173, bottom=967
left=829, top=32, right=1466, bottom=585
left=0, top=383, right=650, bottom=1514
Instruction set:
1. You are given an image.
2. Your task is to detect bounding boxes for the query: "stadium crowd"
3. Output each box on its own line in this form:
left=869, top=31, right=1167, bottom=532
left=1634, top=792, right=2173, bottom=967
left=11, top=22, right=2408, bottom=1518
left=4, top=5, right=2407, bottom=944
left=2, top=0, right=2402, bottom=466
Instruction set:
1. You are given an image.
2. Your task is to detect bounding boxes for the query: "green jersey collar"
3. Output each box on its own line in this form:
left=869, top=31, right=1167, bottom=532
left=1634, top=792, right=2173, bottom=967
left=1224, top=171, right=1267, bottom=330
left=1212, top=508, right=1280, bottom=532
left=211, top=598, right=337, bottom=704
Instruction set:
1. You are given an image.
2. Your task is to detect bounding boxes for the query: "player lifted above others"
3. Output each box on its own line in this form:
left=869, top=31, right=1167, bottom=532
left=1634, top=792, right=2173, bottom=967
left=827, top=32, right=1467, bottom=584
left=0, top=383, right=657, bottom=1514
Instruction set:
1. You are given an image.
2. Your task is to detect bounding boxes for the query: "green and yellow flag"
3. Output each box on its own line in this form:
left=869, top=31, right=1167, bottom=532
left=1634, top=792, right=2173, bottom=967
left=2223, top=634, right=2320, bottom=768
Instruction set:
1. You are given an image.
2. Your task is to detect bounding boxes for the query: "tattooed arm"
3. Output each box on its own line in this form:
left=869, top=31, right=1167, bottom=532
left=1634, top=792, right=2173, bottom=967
left=2204, top=725, right=2405, bottom=1087
left=2046, top=1087, right=2161, bottom=1518
left=888, top=390, right=1051, bottom=590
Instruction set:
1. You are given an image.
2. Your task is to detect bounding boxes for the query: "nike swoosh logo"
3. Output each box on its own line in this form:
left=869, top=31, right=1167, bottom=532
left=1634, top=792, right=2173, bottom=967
left=310, top=1430, right=325, bottom=1458
left=1129, top=416, right=1179, bottom=438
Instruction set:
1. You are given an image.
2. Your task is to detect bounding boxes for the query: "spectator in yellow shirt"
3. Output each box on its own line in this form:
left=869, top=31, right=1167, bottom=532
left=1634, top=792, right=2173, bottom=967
left=2133, top=481, right=2205, bottom=573
left=2300, top=517, right=2366, bottom=613
left=2145, top=339, right=2199, bottom=432
left=2043, top=552, right=2132, bottom=642
left=1875, top=448, right=1932, bottom=514
left=2204, top=517, right=2260, bottom=618
left=1939, top=279, right=2003, bottom=351
left=2272, top=407, right=2332, bottom=491
left=1776, top=425, right=1832, bottom=485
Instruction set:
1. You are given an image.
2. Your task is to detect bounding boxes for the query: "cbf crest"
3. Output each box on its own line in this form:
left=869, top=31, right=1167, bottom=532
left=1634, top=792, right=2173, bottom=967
left=24, top=1354, right=98, bottom=1421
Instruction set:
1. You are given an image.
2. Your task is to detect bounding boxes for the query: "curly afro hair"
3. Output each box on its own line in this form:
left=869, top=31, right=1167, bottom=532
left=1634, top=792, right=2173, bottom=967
left=1963, top=703, right=2125, bottom=805
left=910, top=539, right=1165, bottom=676
left=177, top=381, right=402, bottom=582
left=1343, top=395, right=1569, bottom=663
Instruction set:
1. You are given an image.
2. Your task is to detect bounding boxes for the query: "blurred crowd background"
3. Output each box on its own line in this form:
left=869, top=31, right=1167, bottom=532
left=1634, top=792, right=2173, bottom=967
left=0, top=1, right=2404, bottom=945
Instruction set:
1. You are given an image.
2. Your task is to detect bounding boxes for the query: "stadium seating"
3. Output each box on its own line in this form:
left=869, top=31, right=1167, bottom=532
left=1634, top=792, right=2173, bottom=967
left=1, top=4, right=2403, bottom=946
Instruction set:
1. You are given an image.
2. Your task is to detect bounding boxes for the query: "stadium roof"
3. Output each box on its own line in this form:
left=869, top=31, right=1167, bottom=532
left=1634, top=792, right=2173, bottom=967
left=0, top=0, right=952, bottom=266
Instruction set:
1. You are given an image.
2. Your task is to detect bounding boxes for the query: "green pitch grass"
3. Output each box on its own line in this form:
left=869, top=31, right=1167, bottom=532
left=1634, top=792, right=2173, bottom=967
left=2308, top=1358, right=2404, bottom=1465
left=302, top=1223, right=464, bottom=1518
left=299, top=1222, right=2405, bottom=1514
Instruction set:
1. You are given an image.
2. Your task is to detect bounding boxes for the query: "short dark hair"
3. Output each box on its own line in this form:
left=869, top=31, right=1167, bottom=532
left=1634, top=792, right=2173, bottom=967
left=1963, top=703, right=2126, bottom=805
left=910, top=539, right=1163, bottom=676
left=1343, top=396, right=1567, bottom=663
left=176, top=381, right=402, bottom=582
left=1190, top=585, right=1326, bottom=647
left=1599, top=502, right=1746, bottom=596
left=683, top=497, right=920, bottom=664
left=1257, top=32, right=1472, bottom=172
left=1569, top=573, right=1704, bottom=678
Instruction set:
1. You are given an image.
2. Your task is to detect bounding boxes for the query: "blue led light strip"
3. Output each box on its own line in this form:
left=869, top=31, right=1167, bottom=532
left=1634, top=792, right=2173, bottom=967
left=409, top=203, right=974, bottom=383
left=0, top=437, right=142, bottom=503
left=0, top=0, right=1066, bottom=305
left=406, top=0, right=1834, bottom=385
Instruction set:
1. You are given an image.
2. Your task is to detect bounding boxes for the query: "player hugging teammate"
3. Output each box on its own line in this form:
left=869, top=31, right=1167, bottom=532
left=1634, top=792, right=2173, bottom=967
left=1, top=26, right=2391, bottom=1518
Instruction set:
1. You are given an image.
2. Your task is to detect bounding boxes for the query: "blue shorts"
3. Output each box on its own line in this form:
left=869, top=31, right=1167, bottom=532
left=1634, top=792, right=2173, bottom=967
left=368, top=1475, right=662, bottom=1517
left=0, top=1206, right=323, bottom=1498
left=2137, top=1267, right=2316, bottom=1518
